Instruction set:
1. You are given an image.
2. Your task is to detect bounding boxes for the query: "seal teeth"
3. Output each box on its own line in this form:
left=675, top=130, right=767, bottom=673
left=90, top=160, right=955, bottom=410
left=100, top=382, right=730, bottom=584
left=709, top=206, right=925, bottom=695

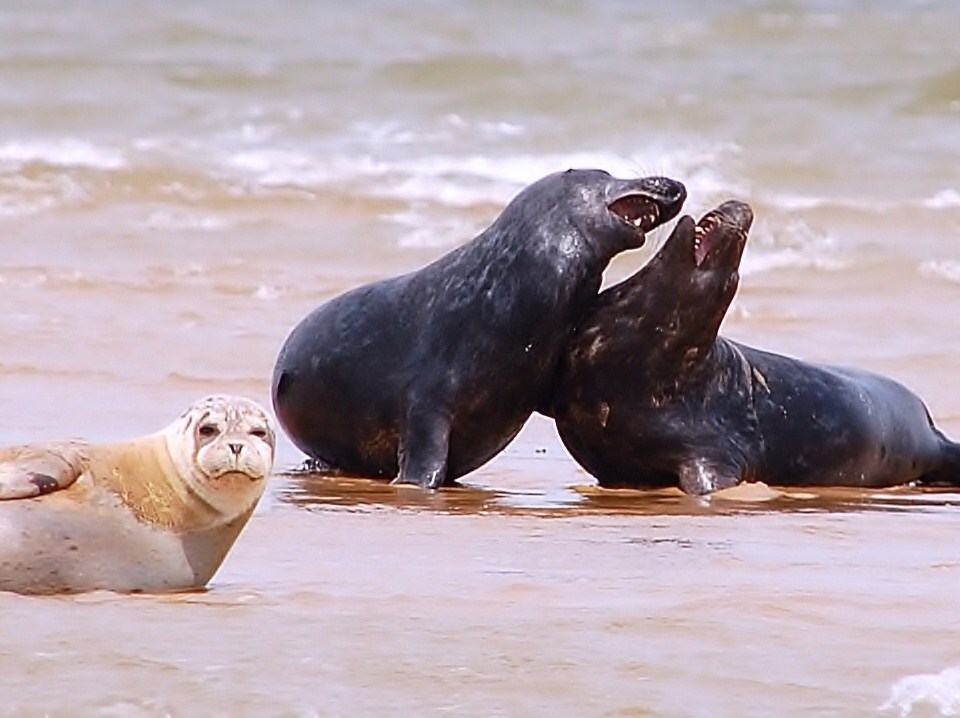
left=630, top=206, right=659, bottom=229
left=644, top=204, right=659, bottom=228
left=609, top=196, right=661, bottom=232
left=693, top=215, right=723, bottom=266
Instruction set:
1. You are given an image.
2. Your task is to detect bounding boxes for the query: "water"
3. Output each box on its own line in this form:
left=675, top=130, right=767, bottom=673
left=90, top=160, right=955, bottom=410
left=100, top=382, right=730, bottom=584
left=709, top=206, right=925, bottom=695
left=1, top=1, right=959, bottom=715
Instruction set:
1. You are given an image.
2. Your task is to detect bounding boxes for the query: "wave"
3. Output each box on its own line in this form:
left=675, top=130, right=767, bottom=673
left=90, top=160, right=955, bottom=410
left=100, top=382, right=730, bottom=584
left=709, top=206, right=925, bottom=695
left=922, top=188, right=960, bottom=209
left=137, top=210, right=232, bottom=232
left=224, top=145, right=737, bottom=206
left=740, top=247, right=847, bottom=276
left=0, top=132, right=957, bottom=243
left=919, top=260, right=960, bottom=283
left=879, top=664, right=960, bottom=716
left=0, top=139, right=126, bottom=170
left=759, top=188, right=960, bottom=213
left=725, top=218, right=847, bottom=277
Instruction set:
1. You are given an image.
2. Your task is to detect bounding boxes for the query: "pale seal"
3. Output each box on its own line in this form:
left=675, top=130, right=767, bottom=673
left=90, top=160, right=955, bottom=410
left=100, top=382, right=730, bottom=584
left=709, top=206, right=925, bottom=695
left=272, top=169, right=686, bottom=488
left=0, top=395, right=276, bottom=594
left=551, top=201, right=960, bottom=494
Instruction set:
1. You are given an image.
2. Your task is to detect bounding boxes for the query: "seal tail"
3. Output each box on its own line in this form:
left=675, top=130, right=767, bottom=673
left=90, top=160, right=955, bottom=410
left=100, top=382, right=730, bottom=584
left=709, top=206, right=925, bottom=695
left=920, top=435, right=960, bottom=486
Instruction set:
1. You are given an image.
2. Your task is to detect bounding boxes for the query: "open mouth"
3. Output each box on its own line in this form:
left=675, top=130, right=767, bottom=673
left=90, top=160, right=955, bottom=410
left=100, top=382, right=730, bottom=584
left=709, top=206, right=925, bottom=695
left=693, top=213, right=723, bottom=266
left=690, top=201, right=753, bottom=267
left=608, top=195, right=662, bottom=232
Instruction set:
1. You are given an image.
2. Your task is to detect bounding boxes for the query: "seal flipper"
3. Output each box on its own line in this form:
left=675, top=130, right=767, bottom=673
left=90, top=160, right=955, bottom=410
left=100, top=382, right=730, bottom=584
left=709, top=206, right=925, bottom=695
left=678, top=457, right=742, bottom=496
left=392, top=406, right=452, bottom=489
left=0, top=443, right=87, bottom=500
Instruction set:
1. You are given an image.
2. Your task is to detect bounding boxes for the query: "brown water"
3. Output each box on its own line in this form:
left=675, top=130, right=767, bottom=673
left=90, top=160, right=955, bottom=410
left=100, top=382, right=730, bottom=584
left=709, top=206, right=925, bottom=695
left=2, top=1, right=960, bottom=715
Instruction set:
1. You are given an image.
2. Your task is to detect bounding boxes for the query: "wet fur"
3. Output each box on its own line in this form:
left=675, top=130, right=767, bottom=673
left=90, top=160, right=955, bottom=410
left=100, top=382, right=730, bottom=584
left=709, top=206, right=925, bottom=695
left=272, top=169, right=686, bottom=488
left=553, top=202, right=960, bottom=494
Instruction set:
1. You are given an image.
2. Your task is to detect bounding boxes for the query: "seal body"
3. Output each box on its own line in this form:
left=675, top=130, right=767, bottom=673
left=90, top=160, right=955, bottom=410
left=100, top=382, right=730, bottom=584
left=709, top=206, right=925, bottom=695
left=272, top=169, right=686, bottom=487
left=0, top=395, right=276, bottom=594
left=553, top=201, right=960, bottom=494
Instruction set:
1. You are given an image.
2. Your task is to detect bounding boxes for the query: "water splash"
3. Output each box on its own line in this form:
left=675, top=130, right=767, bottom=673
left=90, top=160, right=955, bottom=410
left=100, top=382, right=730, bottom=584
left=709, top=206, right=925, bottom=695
left=880, top=665, right=960, bottom=716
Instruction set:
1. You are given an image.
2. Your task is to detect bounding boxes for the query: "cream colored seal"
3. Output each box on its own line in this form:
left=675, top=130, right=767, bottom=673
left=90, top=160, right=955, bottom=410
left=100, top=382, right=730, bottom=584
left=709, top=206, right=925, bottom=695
left=0, top=395, right=276, bottom=594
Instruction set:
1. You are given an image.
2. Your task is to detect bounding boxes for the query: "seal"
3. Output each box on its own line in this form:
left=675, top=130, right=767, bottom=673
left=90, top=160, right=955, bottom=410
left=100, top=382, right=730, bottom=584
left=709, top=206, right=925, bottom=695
left=552, top=201, right=960, bottom=494
left=272, top=168, right=687, bottom=488
left=0, top=395, right=276, bottom=594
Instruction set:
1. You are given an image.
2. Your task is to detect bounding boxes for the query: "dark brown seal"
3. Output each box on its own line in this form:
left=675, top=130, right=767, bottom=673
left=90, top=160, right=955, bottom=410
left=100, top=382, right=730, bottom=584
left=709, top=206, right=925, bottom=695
left=552, top=201, right=960, bottom=494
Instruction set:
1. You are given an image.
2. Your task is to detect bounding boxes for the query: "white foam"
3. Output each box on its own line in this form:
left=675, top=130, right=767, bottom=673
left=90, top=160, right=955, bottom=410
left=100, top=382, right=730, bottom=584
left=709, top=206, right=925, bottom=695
left=879, top=665, right=960, bottom=716
left=740, top=247, right=847, bottom=275
left=727, top=219, right=846, bottom=276
left=761, top=192, right=895, bottom=213
left=253, top=284, right=283, bottom=300
left=762, top=187, right=960, bottom=213
left=0, top=172, right=88, bottom=216
left=227, top=150, right=392, bottom=188
left=224, top=143, right=740, bottom=212
left=388, top=207, right=485, bottom=249
left=0, top=195, right=58, bottom=217
left=138, top=210, right=230, bottom=232
left=922, top=188, right=960, bottom=209
left=350, top=114, right=525, bottom=146
left=0, top=139, right=126, bottom=170
left=919, top=260, right=960, bottom=283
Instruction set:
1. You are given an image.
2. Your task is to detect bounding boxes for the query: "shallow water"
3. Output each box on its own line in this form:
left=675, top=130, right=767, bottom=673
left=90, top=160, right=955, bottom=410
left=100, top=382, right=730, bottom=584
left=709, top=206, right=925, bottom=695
left=2, top=1, right=960, bottom=716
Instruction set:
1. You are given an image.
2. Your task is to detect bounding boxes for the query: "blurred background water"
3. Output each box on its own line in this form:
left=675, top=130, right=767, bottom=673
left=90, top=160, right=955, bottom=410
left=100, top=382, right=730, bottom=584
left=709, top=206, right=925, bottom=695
left=1, top=2, right=959, bottom=716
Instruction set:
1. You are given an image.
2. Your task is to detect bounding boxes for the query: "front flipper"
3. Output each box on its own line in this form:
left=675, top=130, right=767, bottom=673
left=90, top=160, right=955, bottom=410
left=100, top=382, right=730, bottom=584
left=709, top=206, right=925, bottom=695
left=391, top=406, right=452, bottom=490
left=0, top=442, right=87, bottom=500
left=678, top=457, right=742, bottom=496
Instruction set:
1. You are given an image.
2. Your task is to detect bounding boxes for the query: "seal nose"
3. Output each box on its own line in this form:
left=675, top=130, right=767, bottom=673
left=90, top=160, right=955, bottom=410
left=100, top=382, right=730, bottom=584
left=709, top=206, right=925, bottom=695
left=228, top=442, right=244, bottom=458
left=644, top=176, right=687, bottom=204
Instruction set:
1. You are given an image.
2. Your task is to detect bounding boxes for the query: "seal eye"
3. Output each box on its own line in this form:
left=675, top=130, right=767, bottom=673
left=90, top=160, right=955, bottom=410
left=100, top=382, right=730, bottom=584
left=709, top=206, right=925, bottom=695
left=249, top=427, right=270, bottom=440
left=198, top=423, right=221, bottom=440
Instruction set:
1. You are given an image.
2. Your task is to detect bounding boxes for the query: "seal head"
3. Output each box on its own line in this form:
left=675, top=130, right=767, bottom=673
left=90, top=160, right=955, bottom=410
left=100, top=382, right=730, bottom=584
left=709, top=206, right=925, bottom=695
left=164, top=394, right=276, bottom=519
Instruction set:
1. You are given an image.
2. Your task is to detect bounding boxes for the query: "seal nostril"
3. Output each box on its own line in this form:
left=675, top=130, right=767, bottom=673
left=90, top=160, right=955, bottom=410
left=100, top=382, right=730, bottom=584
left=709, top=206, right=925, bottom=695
left=228, top=442, right=243, bottom=457
left=667, top=181, right=688, bottom=204
left=646, top=177, right=687, bottom=202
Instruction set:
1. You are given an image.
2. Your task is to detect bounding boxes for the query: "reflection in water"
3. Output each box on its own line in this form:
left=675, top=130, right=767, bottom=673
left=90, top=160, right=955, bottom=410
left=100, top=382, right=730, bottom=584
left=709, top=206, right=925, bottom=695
left=5, top=465, right=960, bottom=717
left=278, top=470, right=960, bottom=517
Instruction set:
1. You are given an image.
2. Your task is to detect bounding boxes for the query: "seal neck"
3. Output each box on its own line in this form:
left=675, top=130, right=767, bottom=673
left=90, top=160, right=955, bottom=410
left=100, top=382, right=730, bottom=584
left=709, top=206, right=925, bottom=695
left=600, top=256, right=731, bottom=373
left=91, top=434, right=224, bottom=532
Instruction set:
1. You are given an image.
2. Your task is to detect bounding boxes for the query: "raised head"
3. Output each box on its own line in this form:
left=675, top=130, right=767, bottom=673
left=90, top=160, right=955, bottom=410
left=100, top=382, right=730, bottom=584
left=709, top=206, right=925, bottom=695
left=651, top=199, right=753, bottom=301
left=503, top=168, right=687, bottom=258
left=590, top=200, right=754, bottom=365
left=658, top=200, right=753, bottom=352
left=164, top=395, right=276, bottom=519
left=630, top=199, right=752, bottom=308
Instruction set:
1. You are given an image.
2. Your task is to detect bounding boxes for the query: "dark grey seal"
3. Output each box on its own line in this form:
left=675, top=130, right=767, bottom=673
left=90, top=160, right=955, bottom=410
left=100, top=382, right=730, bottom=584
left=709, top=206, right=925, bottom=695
left=272, top=169, right=687, bottom=488
left=552, top=200, right=960, bottom=494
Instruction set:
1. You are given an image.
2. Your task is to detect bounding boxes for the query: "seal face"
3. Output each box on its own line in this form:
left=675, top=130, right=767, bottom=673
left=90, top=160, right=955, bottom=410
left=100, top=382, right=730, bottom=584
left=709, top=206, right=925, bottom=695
left=272, top=168, right=687, bottom=488
left=553, top=201, right=960, bottom=494
left=165, top=394, right=276, bottom=518
left=0, top=395, right=276, bottom=594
